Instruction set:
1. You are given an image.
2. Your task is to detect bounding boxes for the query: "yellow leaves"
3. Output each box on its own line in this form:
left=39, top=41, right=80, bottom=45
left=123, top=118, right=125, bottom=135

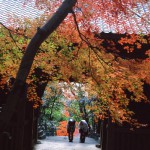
left=109, top=100, right=133, bottom=124
left=87, top=105, right=98, bottom=112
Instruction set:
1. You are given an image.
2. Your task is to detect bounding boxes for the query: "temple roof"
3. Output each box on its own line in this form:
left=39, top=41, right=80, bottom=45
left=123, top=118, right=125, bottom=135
left=0, top=0, right=150, bottom=34
left=96, top=1, right=150, bottom=34
left=0, top=0, right=42, bottom=24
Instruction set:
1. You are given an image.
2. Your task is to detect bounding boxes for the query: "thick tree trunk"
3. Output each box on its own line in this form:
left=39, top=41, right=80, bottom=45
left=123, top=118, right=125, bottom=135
left=0, top=0, right=77, bottom=132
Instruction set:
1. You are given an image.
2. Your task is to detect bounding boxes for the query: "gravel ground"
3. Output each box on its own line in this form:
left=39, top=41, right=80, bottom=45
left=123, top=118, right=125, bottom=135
left=34, top=135, right=100, bottom=150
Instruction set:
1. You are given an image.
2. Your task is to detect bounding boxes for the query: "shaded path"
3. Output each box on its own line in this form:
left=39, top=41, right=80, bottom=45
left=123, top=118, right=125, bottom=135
left=34, top=135, right=100, bottom=150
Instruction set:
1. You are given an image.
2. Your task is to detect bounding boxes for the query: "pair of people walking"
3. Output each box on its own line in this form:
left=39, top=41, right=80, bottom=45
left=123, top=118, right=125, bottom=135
left=67, top=118, right=89, bottom=143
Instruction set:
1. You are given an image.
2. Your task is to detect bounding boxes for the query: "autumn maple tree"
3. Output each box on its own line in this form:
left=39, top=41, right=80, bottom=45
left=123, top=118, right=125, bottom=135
left=0, top=0, right=150, bottom=130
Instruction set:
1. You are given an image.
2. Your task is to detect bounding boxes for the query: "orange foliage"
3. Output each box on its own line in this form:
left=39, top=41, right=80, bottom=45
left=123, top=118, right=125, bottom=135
left=0, top=76, right=7, bottom=90
left=27, top=83, right=43, bottom=109
left=119, top=34, right=149, bottom=53
left=56, top=120, right=79, bottom=136
left=64, top=108, right=70, bottom=117
left=56, top=121, right=68, bottom=136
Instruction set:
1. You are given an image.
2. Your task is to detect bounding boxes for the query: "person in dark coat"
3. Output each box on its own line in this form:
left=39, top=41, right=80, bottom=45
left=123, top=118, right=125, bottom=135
left=67, top=118, right=76, bottom=142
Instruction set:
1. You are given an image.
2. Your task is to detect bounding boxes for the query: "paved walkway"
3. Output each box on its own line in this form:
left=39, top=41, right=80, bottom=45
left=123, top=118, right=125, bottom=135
left=34, top=135, right=100, bottom=150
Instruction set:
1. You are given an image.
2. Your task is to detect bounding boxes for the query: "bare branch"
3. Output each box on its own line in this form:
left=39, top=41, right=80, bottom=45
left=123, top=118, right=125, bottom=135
left=71, top=10, right=112, bottom=69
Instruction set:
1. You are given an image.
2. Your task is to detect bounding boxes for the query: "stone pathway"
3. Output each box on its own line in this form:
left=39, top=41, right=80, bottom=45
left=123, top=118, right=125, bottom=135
left=34, top=135, right=100, bottom=150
